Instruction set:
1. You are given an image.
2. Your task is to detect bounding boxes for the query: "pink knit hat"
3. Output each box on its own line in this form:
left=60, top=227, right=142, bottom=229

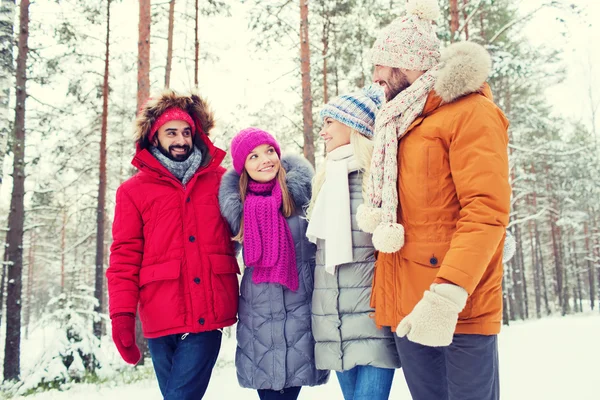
left=230, top=127, right=281, bottom=175
left=370, top=0, right=441, bottom=70
left=148, top=107, right=196, bottom=143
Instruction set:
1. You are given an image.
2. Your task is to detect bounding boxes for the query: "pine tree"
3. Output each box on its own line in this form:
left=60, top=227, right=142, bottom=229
left=93, top=0, right=111, bottom=339
left=0, top=0, right=15, bottom=189
left=4, top=0, right=30, bottom=381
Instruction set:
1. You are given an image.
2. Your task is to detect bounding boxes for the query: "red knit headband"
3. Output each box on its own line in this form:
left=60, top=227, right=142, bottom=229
left=148, top=107, right=196, bottom=143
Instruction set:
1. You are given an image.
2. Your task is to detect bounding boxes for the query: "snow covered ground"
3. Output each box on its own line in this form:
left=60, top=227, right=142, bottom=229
left=10, top=313, right=600, bottom=399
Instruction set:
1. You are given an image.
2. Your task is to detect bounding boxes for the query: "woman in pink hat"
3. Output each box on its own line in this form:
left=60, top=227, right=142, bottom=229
left=218, top=128, right=329, bottom=400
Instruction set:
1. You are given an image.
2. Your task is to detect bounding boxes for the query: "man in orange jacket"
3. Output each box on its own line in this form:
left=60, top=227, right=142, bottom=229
left=356, top=0, right=511, bottom=399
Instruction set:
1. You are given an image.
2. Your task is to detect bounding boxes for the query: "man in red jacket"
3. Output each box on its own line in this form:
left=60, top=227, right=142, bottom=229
left=107, top=90, right=239, bottom=399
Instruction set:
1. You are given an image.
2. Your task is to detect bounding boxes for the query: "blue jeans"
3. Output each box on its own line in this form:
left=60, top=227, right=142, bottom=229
left=257, top=386, right=301, bottom=400
left=147, top=330, right=222, bottom=400
left=395, top=334, right=499, bottom=400
left=336, top=365, right=395, bottom=400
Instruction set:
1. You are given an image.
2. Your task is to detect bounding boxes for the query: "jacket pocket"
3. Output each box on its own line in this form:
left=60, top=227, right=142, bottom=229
left=426, top=146, right=447, bottom=206
left=209, top=254, right=240, bottom=323
left=138, top=260, right=185, bottom=333
left=398, top=242, right=447, bottom=316
left=399, top=242, right=473, bottom=318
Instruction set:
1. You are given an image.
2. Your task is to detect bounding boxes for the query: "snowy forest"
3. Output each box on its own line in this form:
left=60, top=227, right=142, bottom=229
left=0, top=0, right=598, bottom=398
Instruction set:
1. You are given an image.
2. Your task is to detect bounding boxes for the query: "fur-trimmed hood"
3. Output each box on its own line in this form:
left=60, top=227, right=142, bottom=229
left=433, top=41, right=492, bottom=103
left=134, top=89, right=215, bottom=149
left=218, top=154, right=314, bottom=236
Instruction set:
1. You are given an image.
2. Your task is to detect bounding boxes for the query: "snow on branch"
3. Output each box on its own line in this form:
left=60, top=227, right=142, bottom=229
left=507, top=206, right=549, bottom=229
left=508, top=143, right=592, bottom=156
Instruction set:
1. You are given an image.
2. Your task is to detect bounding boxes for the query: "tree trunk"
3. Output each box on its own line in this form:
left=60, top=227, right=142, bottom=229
left=516, top=224, right=529, bottom=318
left=0, top=238, right=8, bottom=327
left=24, top=228, right=34, bottom=339
left=137, top=0, right=151, bottom=110
left=60, top=207, right=66, bottom=290
left=194, top=0, right=199, bottom=86
left=165, top=0, right=175, bottom=88
left=549, top=206, right=563, bottom=313
left=94, top=0, right=111, bottom=339
left=584, top=221, right=595, bottom=310
left=530, top=219, right=541, bottom=318
left=462, top=0, right=469, bottom=40
left=502, top=277, right=510, bottom=325
left=561, top=234, right=570, bottom=315
left=593, top=215, right=600, bottom=313
left=479, top=7, right=486, bottom=42
left=509, top=257, right=522, bottom=319
left=573, top=239, right=583, bottom=312
left=0, top=0, right=15, bottom=190
left=299, top=0, right=314, bottom=166
left=536, top=222, right=551, bottom=315
left=333, top=27, right=339, bottom=97
left=321, top=17, right=329, bottom=105
left=508, top=208, right=524, bottom=319
left=136, top=0, right=151, bottom=364
left=3, top=0, right=29, bottom=381
left=449, top=0, right=459, bottom=42
left=505, top=262, right=516, bottom=321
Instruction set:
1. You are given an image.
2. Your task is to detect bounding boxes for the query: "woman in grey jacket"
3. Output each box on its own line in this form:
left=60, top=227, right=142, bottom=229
left=306, top=87, right=400, bottom=400
left=219, top=128, right=329, bottom=400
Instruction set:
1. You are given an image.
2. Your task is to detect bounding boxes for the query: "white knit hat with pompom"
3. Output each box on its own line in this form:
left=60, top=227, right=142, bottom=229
left=370, top=0, right=441, bottom=71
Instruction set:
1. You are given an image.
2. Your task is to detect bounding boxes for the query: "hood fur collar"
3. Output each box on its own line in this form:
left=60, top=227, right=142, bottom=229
left=219, top=154, right=314, bottom=236
left=434, top=41, right=492, bottom=103
left=134, top=89, right=215, bottom=149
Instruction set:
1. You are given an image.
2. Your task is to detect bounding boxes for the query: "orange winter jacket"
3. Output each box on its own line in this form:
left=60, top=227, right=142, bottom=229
left=371, top=83, right=511, bottom=335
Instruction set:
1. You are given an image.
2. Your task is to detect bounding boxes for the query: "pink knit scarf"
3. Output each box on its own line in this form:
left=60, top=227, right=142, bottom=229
left=243, top=179, right=299, bottom=291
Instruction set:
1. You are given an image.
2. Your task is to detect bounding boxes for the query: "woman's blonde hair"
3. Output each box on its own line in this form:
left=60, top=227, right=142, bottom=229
left=232, top=166, right=295, bottom=243
left=306, top=130, right=374, bottom=220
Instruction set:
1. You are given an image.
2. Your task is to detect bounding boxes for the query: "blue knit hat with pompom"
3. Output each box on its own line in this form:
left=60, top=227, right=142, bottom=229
left=320, top=85, right=384, bottom=138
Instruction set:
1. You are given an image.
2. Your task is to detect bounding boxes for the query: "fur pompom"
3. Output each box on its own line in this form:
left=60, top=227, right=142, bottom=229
left=406, top=0, right=441, bottom=22
left=435, top=41, right=491, bottom=103
left=356, top=204, right=383, bottom=233
left=372, top=222, right=405, bottom=253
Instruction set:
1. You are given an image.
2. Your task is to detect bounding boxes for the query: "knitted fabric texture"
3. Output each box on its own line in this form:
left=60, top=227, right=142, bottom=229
left=230, top=128, right=281, bottom=175
left=320, top=85, right=384, bottom=138
left=243, top=179, right=299, bottom=291
left=358, top=65, right=440, bottom=253
left=148, top=107, right=196, bottom=143
left=370, top=0, right=441, bottom=71
left=150, top=146, right=203, bottom=185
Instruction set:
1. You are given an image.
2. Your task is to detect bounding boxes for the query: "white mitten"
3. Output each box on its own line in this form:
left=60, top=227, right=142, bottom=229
left=396, top=283, right=468, bottom=347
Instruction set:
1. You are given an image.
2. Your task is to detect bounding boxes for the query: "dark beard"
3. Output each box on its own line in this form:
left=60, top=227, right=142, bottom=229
left=386, top=69, right=411, bottom=101
left=157, top=143, right=192, bottom=161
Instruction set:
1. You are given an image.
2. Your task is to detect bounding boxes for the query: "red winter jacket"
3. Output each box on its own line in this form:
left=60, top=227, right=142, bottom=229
left=107, top=134, right=239, bottom=339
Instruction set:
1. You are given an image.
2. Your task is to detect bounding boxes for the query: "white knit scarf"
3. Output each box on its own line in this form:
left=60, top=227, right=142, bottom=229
left=357, top=65, right=440, bottom=253
left=306, top=144, right=360, bottom=274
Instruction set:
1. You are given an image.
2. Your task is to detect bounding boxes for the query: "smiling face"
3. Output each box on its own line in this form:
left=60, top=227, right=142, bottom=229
left=153, top=120, right=193, bottom=161
left=244, top=143, right=281, bottom=183
left=319, top=117, right=352, bottom=153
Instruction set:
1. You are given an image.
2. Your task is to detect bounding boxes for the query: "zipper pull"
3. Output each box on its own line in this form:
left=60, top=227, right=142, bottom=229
left=181, top=333, right=189, bottom=340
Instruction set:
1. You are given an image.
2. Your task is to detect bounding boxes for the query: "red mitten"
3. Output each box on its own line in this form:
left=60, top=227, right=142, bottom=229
left=111, top=313, right=141, bottom=365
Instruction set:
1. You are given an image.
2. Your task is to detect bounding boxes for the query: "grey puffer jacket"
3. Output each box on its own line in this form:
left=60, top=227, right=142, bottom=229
left=219, top=154, right=329, bottom=390
left=311, top=171, right=400, bottom=371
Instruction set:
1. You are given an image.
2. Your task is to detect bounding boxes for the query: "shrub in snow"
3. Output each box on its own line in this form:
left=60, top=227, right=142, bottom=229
left=17, top=285, right=110, bottom=394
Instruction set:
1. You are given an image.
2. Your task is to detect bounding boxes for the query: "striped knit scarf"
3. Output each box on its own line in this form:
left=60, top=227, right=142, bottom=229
left=357, top=65, right=440, bottom=253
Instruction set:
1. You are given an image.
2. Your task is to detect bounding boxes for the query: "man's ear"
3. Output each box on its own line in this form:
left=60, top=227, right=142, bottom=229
left=152, top=136, right=158, bottom=147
